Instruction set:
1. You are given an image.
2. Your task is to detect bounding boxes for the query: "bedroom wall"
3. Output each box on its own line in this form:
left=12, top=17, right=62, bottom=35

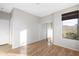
left=10, top=8, right=40, bottom=48
left=0, top=11, right=10, bottom=45
left=53, top=5, right=79, bottom=51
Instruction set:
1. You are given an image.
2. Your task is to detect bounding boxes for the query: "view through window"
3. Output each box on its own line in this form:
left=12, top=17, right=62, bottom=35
left=62, top=19, right=78, bottom=40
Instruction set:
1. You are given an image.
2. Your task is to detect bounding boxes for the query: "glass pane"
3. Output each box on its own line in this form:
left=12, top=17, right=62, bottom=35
left=62, top=19, right=78, bottom=40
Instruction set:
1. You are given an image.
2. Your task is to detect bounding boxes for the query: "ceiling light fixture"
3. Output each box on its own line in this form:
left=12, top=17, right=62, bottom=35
left=35, top=3, right=40, bottom=5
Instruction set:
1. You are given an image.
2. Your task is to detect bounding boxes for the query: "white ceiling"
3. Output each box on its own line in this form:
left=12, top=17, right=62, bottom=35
left=0, top=3, right=78, bottom=17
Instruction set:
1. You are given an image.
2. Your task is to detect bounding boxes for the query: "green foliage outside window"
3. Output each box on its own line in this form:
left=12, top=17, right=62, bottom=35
left=65, top=32, right=79, bottom=40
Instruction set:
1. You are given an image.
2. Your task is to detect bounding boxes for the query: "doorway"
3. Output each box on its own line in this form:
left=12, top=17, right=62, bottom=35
left=42, top=22, right=53, bottom=45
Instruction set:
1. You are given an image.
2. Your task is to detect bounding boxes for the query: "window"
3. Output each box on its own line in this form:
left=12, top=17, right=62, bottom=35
left=62, top=10, right=79, bottom=40
left=62, top=19, right=78, bottom=40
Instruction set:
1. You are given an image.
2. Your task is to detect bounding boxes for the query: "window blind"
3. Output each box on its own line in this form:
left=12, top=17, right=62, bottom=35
left=62, top=10, right=79, bottom=21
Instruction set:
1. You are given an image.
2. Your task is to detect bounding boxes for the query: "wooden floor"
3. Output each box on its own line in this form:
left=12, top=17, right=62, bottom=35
left=0, top=39, right=79, bottom=56
left=0, top=44, right=20, bottom=56
left=27, top=40, right=79, bottom=56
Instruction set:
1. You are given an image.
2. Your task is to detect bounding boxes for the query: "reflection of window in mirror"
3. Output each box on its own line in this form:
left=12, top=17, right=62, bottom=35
left=62, top=10, right=79, bottom=40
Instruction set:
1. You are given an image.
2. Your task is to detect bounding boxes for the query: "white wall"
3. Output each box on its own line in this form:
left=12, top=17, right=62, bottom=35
left=0, top=19, right=9, bottom=45
left=10, top=8, right=40, bottom=48
left=53, top=5, right=79, bottom=51
left=0, top=11, right=10, bottom=45
left=40, top=5, right=79, bottom=51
